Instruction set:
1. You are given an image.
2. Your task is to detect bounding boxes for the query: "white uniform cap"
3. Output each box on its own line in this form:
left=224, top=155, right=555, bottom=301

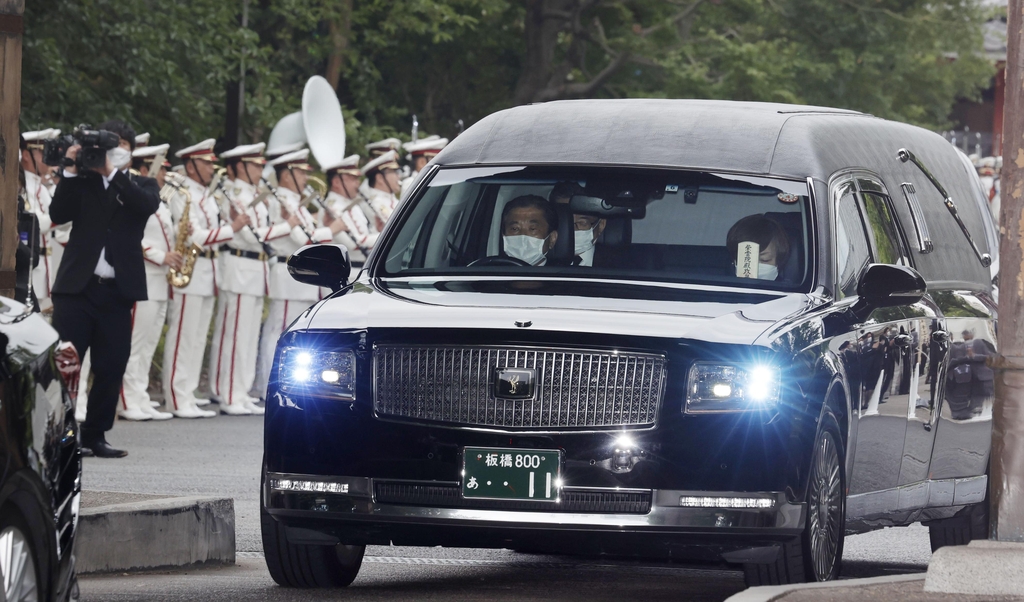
left=979, top=156, right=996, bottom=168
left=267, top=148, right=312, bottom=171
left=266, top=140, right=306, bottom=158
left=365, top=137, right=402, bottom=155
left=174, top=138, right=217, bottom=160
left=132, top=143, right=170, bottom=158
left=403, top=137, right=448, bottom=156
left=321, top=153, right=361, bottom=175
left=220, top=142, right=267, bottom=164
left=135, top=132, right=151, bottom=146
left=23, top=128, right=61, bottom=146
left=361, top=150, right=400, bottom=176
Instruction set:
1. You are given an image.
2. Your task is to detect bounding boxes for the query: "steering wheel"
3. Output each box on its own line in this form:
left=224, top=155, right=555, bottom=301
left=468, top=256, right=531, bottom=267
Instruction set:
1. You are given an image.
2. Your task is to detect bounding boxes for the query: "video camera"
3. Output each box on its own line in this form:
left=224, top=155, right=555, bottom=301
left=43, top=124, right=120, bottom=170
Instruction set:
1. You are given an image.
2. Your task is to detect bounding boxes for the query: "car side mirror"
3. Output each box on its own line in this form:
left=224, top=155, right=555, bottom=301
left=852, top=263, right=926, bottom=318
left=286, top=244, right=351, bottom=292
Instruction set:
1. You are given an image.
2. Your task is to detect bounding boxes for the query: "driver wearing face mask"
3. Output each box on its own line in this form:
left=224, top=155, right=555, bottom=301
left=726, top=214, right=791, bottom=282
left=501, top=195, right=559, bottom=266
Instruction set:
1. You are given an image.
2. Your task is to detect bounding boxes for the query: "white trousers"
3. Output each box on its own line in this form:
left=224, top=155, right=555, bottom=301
left=208, top=290, right=262, bottom=406
left=162, top=292, right=215, bottom=411
left=32, top=255, right=52, bottom=309
left=254, top=299, right=307, bottom=399
left=75, top=351, right=91, bottom=422
left=120, top=300, right=167, bottom=414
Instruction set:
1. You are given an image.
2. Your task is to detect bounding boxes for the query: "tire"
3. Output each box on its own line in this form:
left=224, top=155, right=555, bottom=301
left=0, top=506, right=44, bottom=602
left=260, top=503, right=365, bottom=588
left=926, top=498, right=989, bottom=552
left=744, top=414, right=846, bottom=586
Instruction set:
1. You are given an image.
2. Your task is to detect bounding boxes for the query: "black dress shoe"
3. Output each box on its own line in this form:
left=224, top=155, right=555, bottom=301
left=80, top=446, right=95, bottom=457
left=83, top=440, right=128, bottom=458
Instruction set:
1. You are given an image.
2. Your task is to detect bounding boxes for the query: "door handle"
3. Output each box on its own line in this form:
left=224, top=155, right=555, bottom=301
left=932, top=330, right=950, bottom=344
left=894, top=334, right=912, bottom=348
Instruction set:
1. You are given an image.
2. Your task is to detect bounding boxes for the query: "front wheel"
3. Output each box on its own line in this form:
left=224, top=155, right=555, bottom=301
left=1, top=507, right=42, bottom=602
left=261, top=503, right=365, bottom=588
left=744, top=414, right=846, bottom=585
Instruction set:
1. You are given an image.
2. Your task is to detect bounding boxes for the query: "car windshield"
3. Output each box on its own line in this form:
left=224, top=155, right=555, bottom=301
left=380, top=165, right=813, bottom=292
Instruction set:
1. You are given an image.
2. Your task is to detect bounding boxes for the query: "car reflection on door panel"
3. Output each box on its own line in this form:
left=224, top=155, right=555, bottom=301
left=928, top=291, right=996, bottom=482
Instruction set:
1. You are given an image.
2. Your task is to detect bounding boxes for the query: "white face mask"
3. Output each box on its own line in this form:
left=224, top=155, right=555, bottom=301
left=573, top=226, right=596, bottom=256
left=758, top=263, right=779, bottom=280
left=503, top=235, right=547, bottom=266
left=107, top=146, right=132, bottom=170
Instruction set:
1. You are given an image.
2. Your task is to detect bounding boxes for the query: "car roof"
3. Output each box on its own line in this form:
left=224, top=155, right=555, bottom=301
left=434, top=99, right=993, bottom=292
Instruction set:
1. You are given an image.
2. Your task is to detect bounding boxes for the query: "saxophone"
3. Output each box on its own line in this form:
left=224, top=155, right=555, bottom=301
left=164, top=173, right=203, bottom=288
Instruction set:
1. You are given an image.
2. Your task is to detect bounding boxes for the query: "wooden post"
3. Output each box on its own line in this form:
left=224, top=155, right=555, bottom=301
left=993, top=0, right=1024, bottom=541
left=0, top=1, right=22, bottom=299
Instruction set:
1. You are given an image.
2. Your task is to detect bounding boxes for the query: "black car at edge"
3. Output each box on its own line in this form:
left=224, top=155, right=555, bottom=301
left=0, top=296, right=82, bottom=602
left=261, top=100, right=996, bottom=587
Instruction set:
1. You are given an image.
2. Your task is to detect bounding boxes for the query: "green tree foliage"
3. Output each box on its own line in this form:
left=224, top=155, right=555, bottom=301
left=21, top=0, right=995, bottom=156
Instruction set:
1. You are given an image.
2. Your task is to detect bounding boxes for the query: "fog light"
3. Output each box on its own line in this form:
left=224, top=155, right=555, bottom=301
left=270, top=479, right=349, bottom=494
left=679, top=495, right=775, bottom=509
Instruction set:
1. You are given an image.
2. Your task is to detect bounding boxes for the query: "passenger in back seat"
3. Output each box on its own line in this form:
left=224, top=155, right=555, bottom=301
left=726, top=215, right=793, bottom=282
left=550, top=181, right=606, bottom=267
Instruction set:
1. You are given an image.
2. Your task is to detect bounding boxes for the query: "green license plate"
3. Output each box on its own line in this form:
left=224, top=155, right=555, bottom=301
left=462, top=447, right=561, bottom=502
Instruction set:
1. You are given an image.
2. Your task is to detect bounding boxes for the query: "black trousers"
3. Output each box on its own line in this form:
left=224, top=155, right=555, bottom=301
left=52, top=278, right=134, bottom=442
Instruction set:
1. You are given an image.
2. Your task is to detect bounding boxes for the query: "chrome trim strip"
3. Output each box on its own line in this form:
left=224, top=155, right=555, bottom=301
left=265, top=474, right=804, bottom=530
left=847, top=475, right=989, bottom=520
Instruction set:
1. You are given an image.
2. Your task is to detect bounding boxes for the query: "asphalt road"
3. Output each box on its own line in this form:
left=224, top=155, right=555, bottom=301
left=77, top=414, right=934, bottom=601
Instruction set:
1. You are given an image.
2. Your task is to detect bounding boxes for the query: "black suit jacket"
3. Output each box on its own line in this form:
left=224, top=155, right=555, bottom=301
left=50, top=169, right=160, bottom=301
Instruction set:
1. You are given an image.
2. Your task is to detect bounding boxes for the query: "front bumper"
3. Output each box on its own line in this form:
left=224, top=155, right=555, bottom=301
left=264, top=472, right=806, bottom=563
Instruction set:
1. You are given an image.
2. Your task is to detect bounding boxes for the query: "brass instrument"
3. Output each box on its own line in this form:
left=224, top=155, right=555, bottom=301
left=164, top=175, right=202, bottom=288
left=302, top=175, right=335, bottom=220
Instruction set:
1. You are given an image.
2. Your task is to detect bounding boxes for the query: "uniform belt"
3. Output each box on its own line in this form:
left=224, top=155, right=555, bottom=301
left=198, top=249, right=219, bottom=260
left=274, top=256, right=290, bottom=264
left=220, top=245, right=269, bottom=261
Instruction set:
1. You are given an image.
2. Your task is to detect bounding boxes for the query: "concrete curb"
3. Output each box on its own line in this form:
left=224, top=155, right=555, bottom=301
left=723, top=573, right=924, bottom=602
left=76, top=496, right=235, bottom=574
left=925, top=540, right=1024, bottom=596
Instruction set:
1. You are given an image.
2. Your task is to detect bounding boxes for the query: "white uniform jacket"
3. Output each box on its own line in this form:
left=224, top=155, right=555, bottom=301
left=359, top=180, right=398, bottom=225
left=166, top=176, right=235, bottom=297
left=322, top=191, right=379, bottom=264
left=141, top=200, right=175, bottom=302
left=219, top=180, right=291, bottom=297
left=265, top=187, right=331, bottom=302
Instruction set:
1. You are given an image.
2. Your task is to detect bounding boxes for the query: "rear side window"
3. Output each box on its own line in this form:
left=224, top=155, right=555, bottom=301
left=835, top=188, right=871, bottom=299
left=860, top=191, right=908, bottom=266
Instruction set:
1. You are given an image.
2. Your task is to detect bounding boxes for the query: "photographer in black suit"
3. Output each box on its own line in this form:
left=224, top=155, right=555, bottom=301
left=50, top=120, right=159, bottom=458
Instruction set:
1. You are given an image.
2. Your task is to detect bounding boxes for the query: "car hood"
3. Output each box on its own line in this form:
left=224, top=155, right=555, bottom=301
left=304, top=277, right=817, bottom=346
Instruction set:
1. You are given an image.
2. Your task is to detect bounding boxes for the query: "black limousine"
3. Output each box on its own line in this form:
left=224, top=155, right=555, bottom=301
left=262, top=100, right=996, bottom=587
left=1, top=296, right=82, bottom=601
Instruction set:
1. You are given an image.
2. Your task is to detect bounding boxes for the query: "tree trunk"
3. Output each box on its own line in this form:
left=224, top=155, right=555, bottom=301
left=513, top=0, right=573, bottom=105
left=0, top=0, right=23, bottom=299
left=324, top=0, right=353, bottom=92
left=992, top=0, right=1024, bottom=542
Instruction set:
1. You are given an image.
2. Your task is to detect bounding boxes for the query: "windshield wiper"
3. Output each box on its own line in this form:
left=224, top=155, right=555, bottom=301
left=897, top=148, right=991, bottom=267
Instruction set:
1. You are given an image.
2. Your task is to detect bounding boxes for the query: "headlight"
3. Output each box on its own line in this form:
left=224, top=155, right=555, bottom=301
left=279, top=347, right=356, bottom=399
left=684, top=363, right=780, bottom=414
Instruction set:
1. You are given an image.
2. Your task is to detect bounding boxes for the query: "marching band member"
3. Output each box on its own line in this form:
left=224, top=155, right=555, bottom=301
left=207, top=142, right=289, bottom=415
left=359, top=150, right=402, bottom=227
left=364, top=137, right=401, bottom=158
left=162, top=139, right=249, bottom=418
left=254, top=149, right=346, bottom=398
left=321, top=154, right=378, bottom=264
left=20, top=129, right=61, bottom=312
left=400, top=136, right=447, bottom=196
left=119, top=144, right=175, bottom=421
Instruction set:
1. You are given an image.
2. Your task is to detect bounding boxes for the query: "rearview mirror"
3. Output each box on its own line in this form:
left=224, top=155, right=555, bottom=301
left=287, top=244, right=351, bottom=292
left=568, top=194, right=646, bottom=218
left=853, top=263, right=925, bottom=316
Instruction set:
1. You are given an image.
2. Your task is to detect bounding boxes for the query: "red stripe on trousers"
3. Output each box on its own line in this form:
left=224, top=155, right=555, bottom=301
left=169, top=295, right=188, bottom=411
left=228, top=295, right=241, bottom=404
left=120, top=303, right=137, bottom=410
left=214, top=298, right=229, bottom=400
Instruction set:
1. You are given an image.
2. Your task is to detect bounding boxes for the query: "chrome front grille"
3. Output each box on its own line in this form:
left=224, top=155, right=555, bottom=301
left=373, top=345, right=666, bottom=429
